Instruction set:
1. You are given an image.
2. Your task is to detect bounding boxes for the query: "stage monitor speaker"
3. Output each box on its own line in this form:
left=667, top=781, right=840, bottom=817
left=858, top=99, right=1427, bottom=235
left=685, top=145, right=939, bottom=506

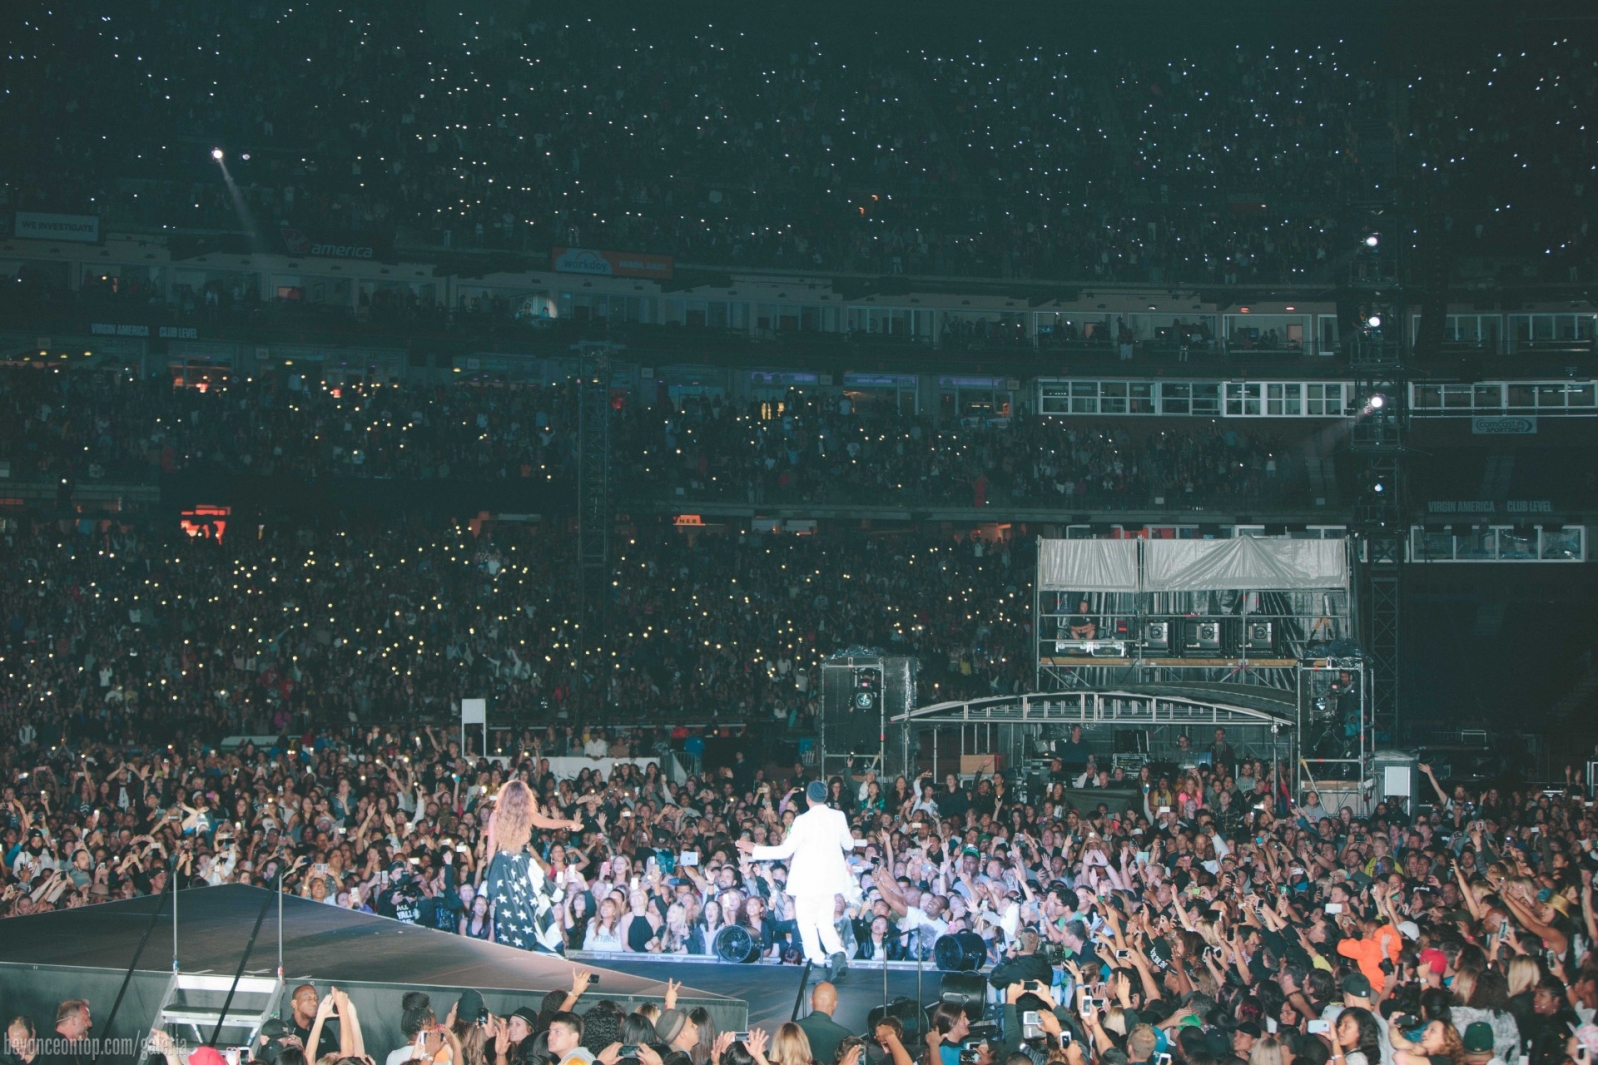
left=1182, top=620, right=1221, bottom=652
left=1245, top=621, right=1274, bottom=652
left=1144, top=621, right=1170, bottom=652
left=934, top=932, right=987, bottom=973
left=713, top=924, right=761, bottom=964
left=866, top=999, right=927, bottom=1042
left=938, top=972, right=988, bottom=1020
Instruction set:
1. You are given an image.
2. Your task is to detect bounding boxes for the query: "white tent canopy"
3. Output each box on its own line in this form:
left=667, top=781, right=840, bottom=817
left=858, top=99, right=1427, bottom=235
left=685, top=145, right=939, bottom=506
left=1142, top=538, right=1347, bottom=591
left=1037, top=539, right=1139, bottom=592
left=1037, top=537, right=1347, bottom=593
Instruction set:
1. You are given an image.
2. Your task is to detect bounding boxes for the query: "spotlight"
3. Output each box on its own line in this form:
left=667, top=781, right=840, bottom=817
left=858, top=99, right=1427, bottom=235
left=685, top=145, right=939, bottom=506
left=241, top=152, right=251, bottom=161
left=1365, top=234, right=1380, bottom=248
left=1373, top=481, right=1385, bottom=494
left=1367, top=315, right=1382, bottom=329
left=1368, top=394, right=1386, bottom=410
left=211, top=148, right=225, bottom=161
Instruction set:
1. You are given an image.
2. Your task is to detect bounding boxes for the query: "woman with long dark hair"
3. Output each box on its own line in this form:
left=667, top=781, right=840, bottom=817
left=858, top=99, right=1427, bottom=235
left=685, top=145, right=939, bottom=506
left=1331, top=1007, right=1383, bottom=1065
left=485, top=779, right=583, bottom=955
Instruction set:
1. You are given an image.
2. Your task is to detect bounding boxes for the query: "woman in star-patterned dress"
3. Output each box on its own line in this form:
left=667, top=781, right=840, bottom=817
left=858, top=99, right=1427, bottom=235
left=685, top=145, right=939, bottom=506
left=485, top=780, right=584, bottom=955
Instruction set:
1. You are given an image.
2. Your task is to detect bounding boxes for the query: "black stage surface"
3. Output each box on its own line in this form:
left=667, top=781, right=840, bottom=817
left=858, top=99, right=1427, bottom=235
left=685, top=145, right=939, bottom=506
left=591, top=957, right=934, bottom=1032
left=0, top=886, right=746, bottom=1062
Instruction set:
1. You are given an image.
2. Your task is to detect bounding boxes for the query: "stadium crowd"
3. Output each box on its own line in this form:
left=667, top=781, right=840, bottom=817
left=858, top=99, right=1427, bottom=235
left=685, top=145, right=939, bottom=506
left=0, top=510, right=1595, bottom=1065
left=0, top=370, right=1310, bottom=510
left=4, top=704, right=1598, bottom=1065
left=0, top=514, right=1034, bottom=733
left=4, top=10, right=1598, bottom=1065
left=3, top=9, right=1595, bottom=283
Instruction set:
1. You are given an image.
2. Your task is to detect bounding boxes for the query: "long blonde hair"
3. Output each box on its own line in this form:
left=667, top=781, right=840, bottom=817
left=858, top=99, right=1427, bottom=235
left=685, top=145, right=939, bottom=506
left=769, top=1023, right=814, bottom=1065
left=1250, top=1037, right=1286, bottom=1065
left=494, top=780, right=536, bottom=855
left=1507, top=955, right=1541, bottom=998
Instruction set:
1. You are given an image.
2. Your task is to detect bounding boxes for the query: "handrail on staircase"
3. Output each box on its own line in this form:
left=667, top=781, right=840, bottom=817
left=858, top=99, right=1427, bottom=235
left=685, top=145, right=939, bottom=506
left=208, top=882, right=280, bottom=1045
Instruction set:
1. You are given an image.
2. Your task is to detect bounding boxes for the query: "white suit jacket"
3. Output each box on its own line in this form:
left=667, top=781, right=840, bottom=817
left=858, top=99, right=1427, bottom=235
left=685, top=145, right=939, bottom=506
left=750, top=803, right=855, bottom=901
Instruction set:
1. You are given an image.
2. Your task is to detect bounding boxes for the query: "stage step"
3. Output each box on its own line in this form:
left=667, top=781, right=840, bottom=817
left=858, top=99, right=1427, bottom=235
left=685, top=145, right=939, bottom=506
left=154, top=972, right=284, bottom=1048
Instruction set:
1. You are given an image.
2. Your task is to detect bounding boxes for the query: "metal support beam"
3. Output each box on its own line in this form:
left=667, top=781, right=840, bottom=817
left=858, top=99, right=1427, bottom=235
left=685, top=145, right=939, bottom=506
left=575, top=341, right=618, bottom=714
left=1345, top=193, right=1408, bottom=743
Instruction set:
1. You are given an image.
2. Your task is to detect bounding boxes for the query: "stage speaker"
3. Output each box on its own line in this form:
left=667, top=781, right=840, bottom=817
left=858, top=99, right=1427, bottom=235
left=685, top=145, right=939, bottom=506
left=934, top=931, right=987, bottom=973
left=1182, top=620, right=1221, bottom=652
left=866, top=998, right=927, bottom=1042
left=852, top=667, right=882, bottom=712
left=1245, top=621, right=1274, bottom=652
left=713, top=925, right=761, bottom=963
left=819, top=653, right=916, bottom=772
left=939, top=972, right=988, bottom=1021
left=820, top=658, right=883, bottom=760
left=1143, top=621, right=1170, bottom=652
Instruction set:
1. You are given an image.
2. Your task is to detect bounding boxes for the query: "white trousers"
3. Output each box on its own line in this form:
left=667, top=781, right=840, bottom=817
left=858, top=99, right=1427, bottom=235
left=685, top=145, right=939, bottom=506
left=793, top=893, right=845, bottom=965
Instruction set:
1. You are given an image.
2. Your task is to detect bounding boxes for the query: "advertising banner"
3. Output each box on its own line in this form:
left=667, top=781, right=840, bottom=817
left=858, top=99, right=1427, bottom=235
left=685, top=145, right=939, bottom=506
left=276, top=225, right=391, bottom=261
left=1471, top=416, right=1536, bottom=435
left=551, top=246, right=673, bottom=280
left=15, top=211, right=100, bottom=243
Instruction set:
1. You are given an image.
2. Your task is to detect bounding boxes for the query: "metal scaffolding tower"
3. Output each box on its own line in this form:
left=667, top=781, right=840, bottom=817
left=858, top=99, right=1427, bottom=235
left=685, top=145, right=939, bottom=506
left=1345, top=203, right=1407, bottom=739
left=575, top=341, right=618, bottom=710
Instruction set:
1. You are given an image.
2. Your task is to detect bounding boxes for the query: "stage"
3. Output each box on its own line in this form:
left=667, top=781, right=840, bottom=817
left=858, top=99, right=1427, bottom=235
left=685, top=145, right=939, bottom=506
left=0, top=887, right=945, bottom=1061
left=0, top=887, right=743, bottom=1062
left=570, top=954, right=935, bottom=1032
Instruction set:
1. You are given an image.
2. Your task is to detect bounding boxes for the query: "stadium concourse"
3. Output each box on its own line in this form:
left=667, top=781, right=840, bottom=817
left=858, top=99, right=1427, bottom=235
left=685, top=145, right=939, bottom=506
left=3, top=9, right=1598, bottom=1065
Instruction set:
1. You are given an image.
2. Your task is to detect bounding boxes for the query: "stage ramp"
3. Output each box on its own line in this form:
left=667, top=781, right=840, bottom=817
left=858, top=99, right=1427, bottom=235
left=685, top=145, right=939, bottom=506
left=0, top=885, right=744, bottom=1064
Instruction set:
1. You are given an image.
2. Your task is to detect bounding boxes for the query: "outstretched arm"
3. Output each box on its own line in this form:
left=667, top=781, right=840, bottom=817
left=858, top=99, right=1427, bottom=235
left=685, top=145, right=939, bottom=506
left=742, top=821, right=799, bottom=863
left=1418, top=764, right=1450, bottom=808
left=531, top=808, right=584, bottom=832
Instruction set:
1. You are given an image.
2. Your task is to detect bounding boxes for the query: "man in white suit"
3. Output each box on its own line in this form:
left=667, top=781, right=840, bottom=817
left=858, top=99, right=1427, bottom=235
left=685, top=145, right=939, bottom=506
left=737, top=779, right=860, bottom=982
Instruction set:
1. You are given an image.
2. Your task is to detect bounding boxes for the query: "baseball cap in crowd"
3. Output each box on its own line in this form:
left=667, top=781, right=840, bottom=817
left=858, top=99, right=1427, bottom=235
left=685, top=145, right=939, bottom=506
left=259, top=1019, right=290, bottom=1040
left=1397, top=921, right=1420, bottom=941
left=655, top=1009, right=689, bottom=1045
left=1341, top=973, right=1372, bottom=998
left=806, top=781, right=827, bottom=803
left=1462, top=1023, right=1495, bottom=1055
left=1419, top=948, right=1448, bottom=975
left=511, top=1007, right=540, bottom=1029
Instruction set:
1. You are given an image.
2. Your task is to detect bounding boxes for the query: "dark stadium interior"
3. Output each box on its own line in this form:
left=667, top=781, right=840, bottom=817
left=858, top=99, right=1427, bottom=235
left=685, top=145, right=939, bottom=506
left=4, top=5, right=1598, bottom=1065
